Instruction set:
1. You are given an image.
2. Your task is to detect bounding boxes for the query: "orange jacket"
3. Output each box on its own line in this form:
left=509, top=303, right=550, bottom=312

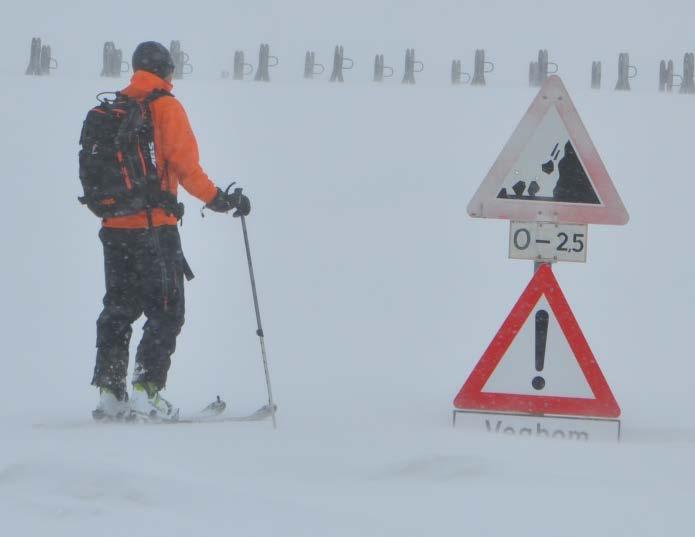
left=102, top=70, right=218, bottom=228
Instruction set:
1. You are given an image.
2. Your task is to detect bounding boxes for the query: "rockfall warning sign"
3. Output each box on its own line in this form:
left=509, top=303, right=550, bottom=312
left=467, top=75, right=629, bottom=225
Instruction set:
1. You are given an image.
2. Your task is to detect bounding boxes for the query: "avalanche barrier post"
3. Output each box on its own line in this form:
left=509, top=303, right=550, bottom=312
left=25, top=37, right=41, bottom=75
left=591, top=61, right=601, bottom=89
left=451, top=59, right=471, bottom=85
left=254, top=44, right=277, bottom=82
left=401, top=48, right=423, bottom=84
left=39, top=44, right=57, bottom=75
left=615, top=52, right=636, bottom=91
left=329, top=45, right=353, bottom=83
left=679, top=53, right=695, bottom=94
left=529, top=49, right=557, bottom=87
left=471, top=49, right=493, bottom=86
left=170, top=41, right=193, bottom=79
left=233, top=51, right=254, bottom=80
left=373, top=54, right=393, bottom=82
left=101, top=42, right=129, bottom=77
left=304, top=51, right=324, bottom=79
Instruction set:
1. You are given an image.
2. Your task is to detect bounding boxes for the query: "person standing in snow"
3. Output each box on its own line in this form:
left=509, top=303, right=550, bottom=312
left=88, top=41, right=250, bottom=420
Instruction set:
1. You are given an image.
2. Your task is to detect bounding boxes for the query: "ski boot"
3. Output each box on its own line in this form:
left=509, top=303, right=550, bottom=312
left=92, top=387, right=130, bottom=421
left=129, top=382, right=180, bottom=422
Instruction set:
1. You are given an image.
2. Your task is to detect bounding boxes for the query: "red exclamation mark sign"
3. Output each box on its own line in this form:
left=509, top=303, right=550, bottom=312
left=532, top=310, right=549, bottom=390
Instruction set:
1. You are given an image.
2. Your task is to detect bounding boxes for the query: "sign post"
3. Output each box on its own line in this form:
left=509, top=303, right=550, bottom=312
left=454, top=76, right=628, bottom=442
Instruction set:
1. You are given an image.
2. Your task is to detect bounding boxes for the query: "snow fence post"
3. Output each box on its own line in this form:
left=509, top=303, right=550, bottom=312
left=373, top=54, right=393, bottom=82
left=679, top=53, right=695, bottom=94
left=615, top=52, right=636, bottom=91
left=472, top=49, right=493, bottom=86
left=451, top=59, right=471, bottom=85
left=304, top=51, right=324, bottom=79
left=591, top=61, right=601, bottom=89
left=25, top=37, right=42, bottom=75
left=401, top=48, right=422, bottom=84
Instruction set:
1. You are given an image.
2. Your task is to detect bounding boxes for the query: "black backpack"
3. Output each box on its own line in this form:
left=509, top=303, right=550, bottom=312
left=78, top=89, right=183, bottom=219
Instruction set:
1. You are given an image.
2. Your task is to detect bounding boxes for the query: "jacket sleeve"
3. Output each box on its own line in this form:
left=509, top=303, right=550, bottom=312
left=154, top=97, right=218, bottom=204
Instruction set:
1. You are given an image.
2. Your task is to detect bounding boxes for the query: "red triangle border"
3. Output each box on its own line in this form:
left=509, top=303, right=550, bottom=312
left=453, top=264, right=620, bottom=418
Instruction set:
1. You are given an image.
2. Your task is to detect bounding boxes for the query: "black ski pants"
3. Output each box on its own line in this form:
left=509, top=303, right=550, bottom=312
left=92, top=225, right=185, bottom=398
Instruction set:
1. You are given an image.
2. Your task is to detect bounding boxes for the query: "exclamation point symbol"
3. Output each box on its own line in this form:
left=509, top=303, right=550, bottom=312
left=532, top=310, right=549, bottom=390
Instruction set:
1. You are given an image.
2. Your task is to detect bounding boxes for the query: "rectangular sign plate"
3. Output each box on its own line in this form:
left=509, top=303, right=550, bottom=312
left=453, top=410, right=620, bottom=442
left=509, top=221, right=588, bottom=263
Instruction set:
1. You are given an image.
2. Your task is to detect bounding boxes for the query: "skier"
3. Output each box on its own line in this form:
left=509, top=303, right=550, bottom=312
left=85, top=41, right=251, bottom=420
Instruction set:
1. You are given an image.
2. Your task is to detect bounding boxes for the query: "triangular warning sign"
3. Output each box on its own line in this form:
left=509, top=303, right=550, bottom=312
left=467, top=75, right=629, bottom=225
left=453, top=264, right=620, bottom=418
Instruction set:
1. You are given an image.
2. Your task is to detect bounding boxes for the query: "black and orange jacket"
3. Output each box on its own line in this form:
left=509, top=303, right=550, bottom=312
left=102, top=70, right=217, bottom=229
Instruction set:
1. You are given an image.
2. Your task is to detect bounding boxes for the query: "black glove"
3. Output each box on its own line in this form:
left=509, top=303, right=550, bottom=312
left=233, top=190, right=251, bottom=217
left=206, top=187, right=251, bottom=217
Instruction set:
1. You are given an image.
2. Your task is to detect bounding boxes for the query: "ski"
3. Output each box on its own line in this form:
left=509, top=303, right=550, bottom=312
left=34, top=399, right=274, bottom=430
left=125, top=397, right=275, bottom=425
left=160, top=404, right=276, bottom=424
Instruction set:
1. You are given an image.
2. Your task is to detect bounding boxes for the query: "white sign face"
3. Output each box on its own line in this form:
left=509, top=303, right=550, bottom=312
left=509, top=222, right=588, bottom=263
left=496, top=105, right=601, bottom=205
left=482, top=296, right=594, bottom=399
left=453, top=411, right=621, bottom=442
left=467, top=76, right=629, bottom=225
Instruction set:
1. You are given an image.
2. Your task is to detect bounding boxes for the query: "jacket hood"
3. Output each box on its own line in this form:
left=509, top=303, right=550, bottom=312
left=121, top=70, right=174, bottom=99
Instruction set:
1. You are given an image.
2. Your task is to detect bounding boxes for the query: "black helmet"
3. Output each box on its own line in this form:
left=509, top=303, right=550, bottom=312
left=132, top=41, right=175, bottom=79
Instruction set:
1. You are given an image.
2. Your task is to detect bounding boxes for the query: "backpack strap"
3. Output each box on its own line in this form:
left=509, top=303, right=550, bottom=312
left=144, top=89, right=173, bottom=105
left=141, top=89, right=184, bottom=221
left=140, top=89, right=173, bottom=130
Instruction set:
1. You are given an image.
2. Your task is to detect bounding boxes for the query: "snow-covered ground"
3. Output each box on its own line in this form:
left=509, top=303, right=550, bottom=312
left=2, top=1, right=695, bottom=536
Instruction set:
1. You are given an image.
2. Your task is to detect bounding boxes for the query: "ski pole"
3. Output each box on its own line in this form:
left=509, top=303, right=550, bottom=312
left=236, top=194, right=277, bottom=429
